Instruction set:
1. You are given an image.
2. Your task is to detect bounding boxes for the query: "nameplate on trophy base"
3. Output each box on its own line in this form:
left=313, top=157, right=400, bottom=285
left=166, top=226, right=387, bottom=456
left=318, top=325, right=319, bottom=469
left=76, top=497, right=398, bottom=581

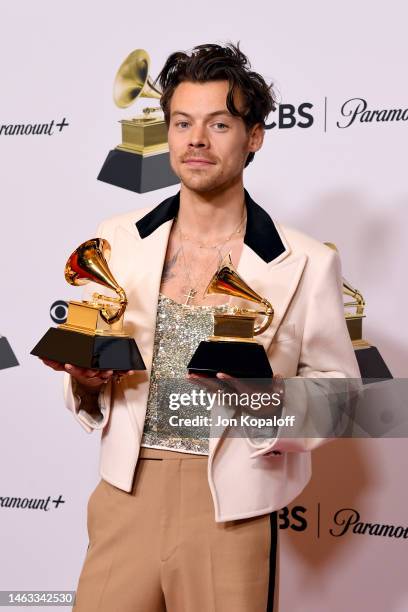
left=0, top=336, right=19, bottom=370
left=31, top=327, right=145, bottom=371
left=187, top=340, right=273, bottom=378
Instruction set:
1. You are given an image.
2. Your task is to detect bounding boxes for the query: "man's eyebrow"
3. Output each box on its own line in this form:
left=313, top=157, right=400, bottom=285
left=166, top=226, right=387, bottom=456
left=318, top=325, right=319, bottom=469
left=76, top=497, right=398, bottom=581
left=171, top=110, right=233, bottom=118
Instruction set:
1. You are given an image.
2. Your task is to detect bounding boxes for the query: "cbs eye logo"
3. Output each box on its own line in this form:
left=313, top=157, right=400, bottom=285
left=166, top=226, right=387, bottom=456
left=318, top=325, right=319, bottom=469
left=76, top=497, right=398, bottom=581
left=50, top=300, right=68, bottom=324
left=265, top=103, right=314, bottom=130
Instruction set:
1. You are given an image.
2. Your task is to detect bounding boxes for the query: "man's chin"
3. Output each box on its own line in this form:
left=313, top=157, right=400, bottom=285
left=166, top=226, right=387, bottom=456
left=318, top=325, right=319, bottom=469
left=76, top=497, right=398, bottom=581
left=178, top=174, right=223, bottom=194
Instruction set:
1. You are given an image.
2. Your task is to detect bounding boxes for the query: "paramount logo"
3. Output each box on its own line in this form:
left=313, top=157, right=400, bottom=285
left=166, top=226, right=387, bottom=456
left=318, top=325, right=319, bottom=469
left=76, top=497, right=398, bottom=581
left=337, top=98, right=408, bottom=128
left=0, top=117, right=69, bottom=136
left=330, top=508, right=408, bottom=540
left=0, top=494, right=65, bottom=511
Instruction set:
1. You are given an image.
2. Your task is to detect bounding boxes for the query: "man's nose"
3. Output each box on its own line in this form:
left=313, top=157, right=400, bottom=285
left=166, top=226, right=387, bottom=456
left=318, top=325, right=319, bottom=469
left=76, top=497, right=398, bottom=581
left=188, top=124, right=209, bottom=148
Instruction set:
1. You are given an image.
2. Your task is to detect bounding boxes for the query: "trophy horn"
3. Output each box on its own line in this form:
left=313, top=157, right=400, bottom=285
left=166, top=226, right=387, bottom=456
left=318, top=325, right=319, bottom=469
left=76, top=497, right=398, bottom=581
left=64, top=238, right=127, bottom=325
left=113, top=49, right=162, bottom=109
left=205, top=253, right=274, bottom=335
left=324, top=242, right=365, bottom=317
left=342, top=279, right=365, bottom=317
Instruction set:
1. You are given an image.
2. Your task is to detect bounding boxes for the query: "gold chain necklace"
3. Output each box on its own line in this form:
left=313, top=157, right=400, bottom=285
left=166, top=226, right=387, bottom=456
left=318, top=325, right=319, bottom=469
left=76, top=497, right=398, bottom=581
left=176, top=211, right=247, bottom=305
left=176, top=210, right=246, bottom=250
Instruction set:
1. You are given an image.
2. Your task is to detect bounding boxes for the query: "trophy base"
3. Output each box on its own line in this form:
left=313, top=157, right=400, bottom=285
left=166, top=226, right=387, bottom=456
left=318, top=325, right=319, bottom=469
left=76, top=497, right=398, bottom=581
left=187, top=340, right=273, bottom=378
left=31, top=327, right=146, bottom=371
left=0, top=337, right=19, bottom=370
left=354, top=345, right=392, bottom=383
left=97, top=149, right=179, bottom=194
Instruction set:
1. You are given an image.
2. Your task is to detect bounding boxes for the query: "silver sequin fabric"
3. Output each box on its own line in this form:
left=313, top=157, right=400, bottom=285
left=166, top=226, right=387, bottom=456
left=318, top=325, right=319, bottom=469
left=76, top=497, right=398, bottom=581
left=141, top=293, right=229, bottom=455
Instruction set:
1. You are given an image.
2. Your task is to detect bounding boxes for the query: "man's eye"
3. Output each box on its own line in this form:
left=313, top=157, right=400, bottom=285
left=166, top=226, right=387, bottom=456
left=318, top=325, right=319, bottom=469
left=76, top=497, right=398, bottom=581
left=175, top=121, right=190, bottom=128
left=213, top=122, right=228, bottom=130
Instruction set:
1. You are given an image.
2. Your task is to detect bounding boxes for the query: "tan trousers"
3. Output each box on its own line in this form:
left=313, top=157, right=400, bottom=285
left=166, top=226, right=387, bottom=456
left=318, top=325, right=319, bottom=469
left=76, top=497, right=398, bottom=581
left=73, top=447, right=279, bottom=612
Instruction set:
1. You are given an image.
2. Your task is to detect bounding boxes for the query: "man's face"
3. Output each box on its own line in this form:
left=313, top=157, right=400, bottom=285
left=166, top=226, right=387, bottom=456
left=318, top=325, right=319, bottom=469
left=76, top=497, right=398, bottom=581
left=167, top=80, right=264, bottom=194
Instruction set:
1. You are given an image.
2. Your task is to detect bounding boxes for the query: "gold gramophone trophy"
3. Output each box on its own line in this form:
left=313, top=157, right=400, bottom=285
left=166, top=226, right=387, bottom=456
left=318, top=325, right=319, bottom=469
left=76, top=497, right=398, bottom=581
left=0, top=335, right=19, bottom=370
left=97, top=48, right=179, bottom=193
left=187, top=254, right=274, bottom=377
left=325, top=242, right=392, bottom=380
left=31, top=239, right=146, bottom=371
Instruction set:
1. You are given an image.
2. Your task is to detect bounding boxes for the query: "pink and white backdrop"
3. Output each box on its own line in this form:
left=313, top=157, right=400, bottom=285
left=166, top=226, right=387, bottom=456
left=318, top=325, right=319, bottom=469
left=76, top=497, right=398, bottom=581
left=0, top=1, right=407, bottom=610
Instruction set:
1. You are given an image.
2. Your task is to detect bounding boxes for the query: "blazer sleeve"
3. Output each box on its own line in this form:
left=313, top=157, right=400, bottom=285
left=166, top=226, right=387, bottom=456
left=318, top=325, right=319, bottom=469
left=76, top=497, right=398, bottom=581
left=245, top=248, right=362, bottom=456
left=63, top=220, right=114, bottom=434
left=63, top=373, right=113, bottom=433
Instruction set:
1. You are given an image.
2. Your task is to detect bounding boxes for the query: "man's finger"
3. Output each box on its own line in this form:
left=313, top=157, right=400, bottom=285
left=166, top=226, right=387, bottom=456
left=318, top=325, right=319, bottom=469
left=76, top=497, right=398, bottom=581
left=215, top=372, right=249, bottom=394
left=41, top=358, right=65, bottom=371
left=216, top=372, right=278, bottom=397
left=186, top=372, right=224, bottom=394
left=99, top=370, right=114, bottom=380
left=65, top=365, right=102, bottom=379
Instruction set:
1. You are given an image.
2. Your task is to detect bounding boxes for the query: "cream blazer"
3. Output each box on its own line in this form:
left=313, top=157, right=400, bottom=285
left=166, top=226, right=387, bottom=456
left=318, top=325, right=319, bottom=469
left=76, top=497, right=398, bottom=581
left=64, top=190, right=361, bottom=522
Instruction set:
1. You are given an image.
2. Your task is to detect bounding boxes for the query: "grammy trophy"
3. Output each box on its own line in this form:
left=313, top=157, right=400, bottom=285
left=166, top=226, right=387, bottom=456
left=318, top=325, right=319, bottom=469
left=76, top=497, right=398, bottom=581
left=98, top=48, right=179, bottom=193
left=187, top=254, right=274, bottom=378
left=325, top=242, right=392, bottom=381
left=31, top=239, right=145, bottom=371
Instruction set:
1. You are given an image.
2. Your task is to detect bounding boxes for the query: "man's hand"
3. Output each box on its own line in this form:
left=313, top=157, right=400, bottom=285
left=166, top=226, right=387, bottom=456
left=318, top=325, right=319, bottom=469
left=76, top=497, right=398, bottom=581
left=187, top=371, right=285, bottom=418
left=41, top=358, right=135, bottom=394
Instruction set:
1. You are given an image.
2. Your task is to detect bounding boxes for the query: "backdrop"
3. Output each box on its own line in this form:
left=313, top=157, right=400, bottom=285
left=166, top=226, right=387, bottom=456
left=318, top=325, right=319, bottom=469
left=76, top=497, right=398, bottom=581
left=1, top=1, right=407, bottom=610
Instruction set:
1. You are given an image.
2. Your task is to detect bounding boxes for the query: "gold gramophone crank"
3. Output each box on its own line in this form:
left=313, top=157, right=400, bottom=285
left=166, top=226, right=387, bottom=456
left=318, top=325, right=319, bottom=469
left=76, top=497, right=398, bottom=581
left=187, top=254, right=275, bottom=378
left=31, top=239, right=145, bottom=371
left=97, top=48, right=179, bottom=193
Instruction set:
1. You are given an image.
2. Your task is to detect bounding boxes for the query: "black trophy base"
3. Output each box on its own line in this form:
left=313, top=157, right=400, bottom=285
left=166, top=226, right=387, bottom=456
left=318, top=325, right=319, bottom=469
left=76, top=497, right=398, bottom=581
left=0, top=337, right=19, bottom=370
left=355, top=345, right=392, bottom=384
left=97, top=149, right=180, bottom=194
left=188, top=340, right=273, bottom=378
left=31, top=327, right=146, bottom=371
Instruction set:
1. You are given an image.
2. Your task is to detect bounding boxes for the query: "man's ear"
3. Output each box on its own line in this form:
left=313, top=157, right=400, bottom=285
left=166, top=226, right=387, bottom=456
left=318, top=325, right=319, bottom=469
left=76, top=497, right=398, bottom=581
left=248, top=123, right=265, bottom=153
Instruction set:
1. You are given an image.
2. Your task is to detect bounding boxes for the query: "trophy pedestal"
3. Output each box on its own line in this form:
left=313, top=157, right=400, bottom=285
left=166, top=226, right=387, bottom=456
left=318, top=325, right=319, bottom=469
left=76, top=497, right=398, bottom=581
left=98, top=115, right=179, bottom=193
left=354, top=345, right=392, bottom=383
left=0, top=337, right=19, bottom=370
left=98, top=149, right=179, bottom=194
left=187, top=340, right=273, bottom=378
left=31, top=327, right=145, bottom=371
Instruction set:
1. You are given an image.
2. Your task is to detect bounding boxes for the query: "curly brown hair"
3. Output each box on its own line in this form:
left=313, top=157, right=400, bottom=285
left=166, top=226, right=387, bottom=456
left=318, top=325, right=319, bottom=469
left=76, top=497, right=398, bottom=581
left=157, top=42, right=277, bottom=166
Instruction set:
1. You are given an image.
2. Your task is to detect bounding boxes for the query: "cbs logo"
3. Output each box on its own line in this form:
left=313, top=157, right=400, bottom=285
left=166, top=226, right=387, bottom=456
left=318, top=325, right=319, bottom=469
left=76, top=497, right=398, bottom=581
left=266, top=103, right=314, bottom=130
left=278, top=505, right=308, bottom=531
left=50, top=300, right=68, bottom=324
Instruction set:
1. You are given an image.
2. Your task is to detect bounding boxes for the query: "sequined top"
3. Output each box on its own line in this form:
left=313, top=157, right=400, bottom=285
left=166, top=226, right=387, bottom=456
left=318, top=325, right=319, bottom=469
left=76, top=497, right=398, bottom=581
left=140, top=293, right=229, bottom=455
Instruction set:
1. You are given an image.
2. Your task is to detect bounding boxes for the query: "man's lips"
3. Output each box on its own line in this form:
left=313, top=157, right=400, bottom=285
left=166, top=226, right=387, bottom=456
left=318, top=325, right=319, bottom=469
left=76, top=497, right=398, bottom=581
left=182, top=158, right=216, bottom=165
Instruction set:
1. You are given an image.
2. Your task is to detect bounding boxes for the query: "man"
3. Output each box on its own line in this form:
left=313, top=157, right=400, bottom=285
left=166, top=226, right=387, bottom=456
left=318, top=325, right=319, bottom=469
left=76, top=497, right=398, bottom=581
left=42, top=43, right=360, bottom=612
